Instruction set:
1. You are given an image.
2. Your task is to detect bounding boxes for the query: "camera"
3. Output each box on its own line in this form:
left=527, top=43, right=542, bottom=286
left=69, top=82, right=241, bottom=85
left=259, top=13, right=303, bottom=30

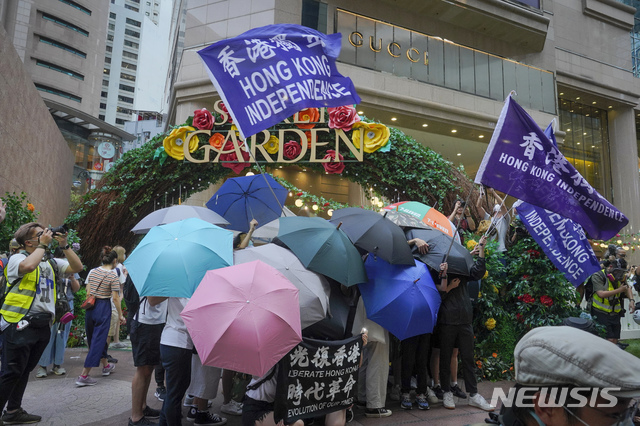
left=49, top=224, right=68, bottom=236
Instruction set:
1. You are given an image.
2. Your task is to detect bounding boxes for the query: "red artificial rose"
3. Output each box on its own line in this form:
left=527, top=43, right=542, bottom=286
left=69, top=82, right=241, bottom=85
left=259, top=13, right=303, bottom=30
left=283, top=140, right=302, bottom=160
left=219, top=102, right=233, bottom=123
left=327, top=105, right=361, bottom=131
left=516, top=313, right=524, bottom=323
left=322, top=150, right=345, bottom=174
left=540, top=295, right=553, bottom=307
left=219, top=140, right=250, bottom=174
left=517, top=293, right=535, bottom=304
left=193, top=108, right=214, bottom=130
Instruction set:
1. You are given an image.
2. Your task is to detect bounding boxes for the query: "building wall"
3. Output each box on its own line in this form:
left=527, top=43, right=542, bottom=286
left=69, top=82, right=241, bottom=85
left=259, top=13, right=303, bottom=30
left=0, top=25, right=74, bottom=226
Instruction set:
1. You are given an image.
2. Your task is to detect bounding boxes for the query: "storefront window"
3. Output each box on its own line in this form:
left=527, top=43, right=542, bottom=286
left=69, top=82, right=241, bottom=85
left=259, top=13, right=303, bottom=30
left=559, top=99, right=609, bottom=196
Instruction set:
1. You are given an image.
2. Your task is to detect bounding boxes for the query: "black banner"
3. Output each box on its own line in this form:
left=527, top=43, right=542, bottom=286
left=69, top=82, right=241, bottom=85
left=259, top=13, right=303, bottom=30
left=274, top=335, right=362, bottom=422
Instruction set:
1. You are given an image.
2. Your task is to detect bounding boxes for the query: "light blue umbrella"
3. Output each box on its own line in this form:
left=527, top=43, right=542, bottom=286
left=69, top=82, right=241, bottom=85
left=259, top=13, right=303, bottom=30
left=124, top=218, right=233, bottom=298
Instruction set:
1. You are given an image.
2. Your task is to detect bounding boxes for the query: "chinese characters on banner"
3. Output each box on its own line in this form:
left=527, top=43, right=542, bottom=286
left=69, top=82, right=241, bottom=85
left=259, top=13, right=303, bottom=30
left=474, top=95, right=628, bottom=240
left=274, top=335, right=362, bottom=423
left=514, top=201, right=601, bottom=287
left=198, top=24, right=361, bottom=140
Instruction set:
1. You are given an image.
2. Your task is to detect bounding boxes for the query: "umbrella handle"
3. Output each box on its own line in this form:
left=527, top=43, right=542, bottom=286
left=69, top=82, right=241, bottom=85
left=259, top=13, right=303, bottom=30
left=413, top=278, right=420, bottom=284
left=336, top=222, right=343, bottom=230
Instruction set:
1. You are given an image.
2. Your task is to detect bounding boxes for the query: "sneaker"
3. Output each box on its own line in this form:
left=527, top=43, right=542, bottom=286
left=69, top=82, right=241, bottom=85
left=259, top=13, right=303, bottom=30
left=389, top=385, right=400, bottom=401
left=346, top=408, right=354, bottom=423
left=35, top=366, right=47, bottom=378
left=415, top=394, right=430, bottom=410
left=143, top=406, right=161, bottom=420
left=129, top=417, right=158, bottom=425
left=195, top=411, right=227, bottom=426
left=443, top=391, right=455, bottom=410
left=400, top=393, right=412, bottom=410
left=184, top=395, right=195, bottom=407
left=364, top=408, right=392, bottom=418
left=426, top=387, right=439, bottom=404
left=468, top=393, right=495, bottom=412
left=111, top=341, right=127, bottom=349
left=2, top=408, right=42, bottom=424
left=410, top=376, right=418, bottom=389
left=102, top=363, right=116, bottom=376
left=451, top=383, right=467, bottom=399
left=187, top=407, right=197, bottom=421
left=220, top=400, right=242, bottom=416
left=52, top=365, right=66, bottom=375
left=107, top=354, right=119, bottom=364
left=432, top=384, right=444, bottom=400
left=76, top=375, right=97, bottom=386
left=154, top=386, right=166, bottom=402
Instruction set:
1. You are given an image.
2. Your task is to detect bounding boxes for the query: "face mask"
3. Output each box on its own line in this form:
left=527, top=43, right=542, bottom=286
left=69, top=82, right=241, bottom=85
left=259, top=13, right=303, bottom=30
left=529, top=411, right=545, bottom=426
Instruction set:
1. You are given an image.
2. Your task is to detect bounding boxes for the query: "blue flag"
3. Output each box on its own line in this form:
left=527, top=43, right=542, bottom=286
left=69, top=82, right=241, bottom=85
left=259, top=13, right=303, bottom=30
left=515, top=201, right=601, bottom=287
left=475, top=95, right=628, bottom=240
left=198, top=24, right=361, bottom=139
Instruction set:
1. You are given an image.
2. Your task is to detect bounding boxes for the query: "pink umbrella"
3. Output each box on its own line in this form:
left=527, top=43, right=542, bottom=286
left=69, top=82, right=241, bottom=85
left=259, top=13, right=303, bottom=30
left=180, top=260, right=302, bottom=377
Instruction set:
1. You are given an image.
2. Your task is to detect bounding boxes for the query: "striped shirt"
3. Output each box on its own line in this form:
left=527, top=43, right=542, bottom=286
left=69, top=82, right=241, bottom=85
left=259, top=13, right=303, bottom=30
left=86, top=267, right=120, bottom=299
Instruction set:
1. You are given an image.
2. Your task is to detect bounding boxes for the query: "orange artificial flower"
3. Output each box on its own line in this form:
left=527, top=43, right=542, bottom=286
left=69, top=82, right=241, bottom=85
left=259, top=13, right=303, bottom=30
left=27, top=203, right=34, bottom=212
left=304, top=131, right=313, bottom=149
left=295, top=108, right=320, bottom=129
left=209, top=133, right=225, bottom=150
left=492, top=353, right=498, bottom=358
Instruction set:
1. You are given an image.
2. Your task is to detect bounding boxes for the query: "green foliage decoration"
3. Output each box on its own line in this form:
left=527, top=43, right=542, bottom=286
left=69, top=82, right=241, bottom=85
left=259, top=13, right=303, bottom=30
left=0, top=192, right=39, bottom=252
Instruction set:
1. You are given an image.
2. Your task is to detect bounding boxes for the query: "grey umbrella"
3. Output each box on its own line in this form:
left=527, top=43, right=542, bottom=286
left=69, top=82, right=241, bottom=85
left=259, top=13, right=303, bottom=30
left=131, top=205, right=230, bottom=234
left=233, top=243, right=330, bottom=329
left=380, top=210, right=432, bottom=230
left=251, top=206, right=296, bottom=244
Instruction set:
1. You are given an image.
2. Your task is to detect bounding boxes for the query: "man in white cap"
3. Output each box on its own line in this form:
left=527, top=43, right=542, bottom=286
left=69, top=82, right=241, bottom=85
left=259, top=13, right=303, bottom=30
left=484, top=326, right=640, bottom=425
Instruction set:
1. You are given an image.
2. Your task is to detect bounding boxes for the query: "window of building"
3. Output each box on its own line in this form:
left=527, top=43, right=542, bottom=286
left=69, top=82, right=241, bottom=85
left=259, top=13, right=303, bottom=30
left=145, top=12, right=150, bottom=16
left=101, top=91, right=108, bottom=98
left=108, top=23, right=115, bottom=30
left=126, top=18, right=142, bottom=27
left=106, top=45, right=112, bottom=52
left=104, top=56, right=111, bottom=64
left=119, top=83, right=135, bottom=92
left=115, top=118, right=126, bottom=125
left=35, top=59, right=84, bottom=80
left=110, top=12, right=116, bottom=19
left=100, top=102, right=107, bottom=109
left=37, top=35, right=86, bottom=58
left=102, top=79, right=109, bottom=86
left=117, top=106, right=133, bottom=114
left=124, top=4, right=139, bottom=12
left=125, top=29, right=140, bottom=38
left=122, top=50, right=138, bottom=60
left=118, top=95, right=134, bottom=103
left=103, top=68, right=110, bottom=74
left=99, top=113, right=106, bottom=120
left=124, top=40, right=139, bottom=49
left=58, top=0, right=92, bottom=15
left=301, top=0, right=328, bottom=34
left=129, top=0, right=141, bottom=3
left=107, top=34, right=114, bottom=41
left=120, top=72, right=136, bottom=82
left=121, top=61, right=137, bottom=70
left=35, top=83, right=82, bottom=102
left=559, top=98, right=610, bottom=197
left=42, top=12, right=89, bottom=36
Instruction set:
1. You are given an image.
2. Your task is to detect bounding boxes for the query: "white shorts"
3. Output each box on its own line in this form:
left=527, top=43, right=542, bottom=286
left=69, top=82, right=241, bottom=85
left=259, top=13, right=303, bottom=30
left=186, top=354, right=221, bottom=399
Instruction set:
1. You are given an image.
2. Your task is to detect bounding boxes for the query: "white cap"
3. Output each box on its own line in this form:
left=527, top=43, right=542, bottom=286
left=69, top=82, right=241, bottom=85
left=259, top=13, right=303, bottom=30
left=493, top=204, right=501, bottom=213
left=515, top=326, right=640, bottom=397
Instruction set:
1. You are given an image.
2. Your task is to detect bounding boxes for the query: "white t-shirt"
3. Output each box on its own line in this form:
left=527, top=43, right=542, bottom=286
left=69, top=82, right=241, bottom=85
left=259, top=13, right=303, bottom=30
left=3, top=253, right=70, bottom=329
left=160, top=297, right=193, bottom=350
left=484, top=212, right=511, bottom=253
left=245, top=366, right=278, bottom=403
left=137, top=298, right=168, bottom=325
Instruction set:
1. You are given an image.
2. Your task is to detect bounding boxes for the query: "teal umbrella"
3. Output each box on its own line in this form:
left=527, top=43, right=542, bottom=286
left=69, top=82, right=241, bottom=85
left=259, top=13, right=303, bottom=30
left=124, top=218, right=234, bottom=298
left=277, top=217, right=367, bottom=287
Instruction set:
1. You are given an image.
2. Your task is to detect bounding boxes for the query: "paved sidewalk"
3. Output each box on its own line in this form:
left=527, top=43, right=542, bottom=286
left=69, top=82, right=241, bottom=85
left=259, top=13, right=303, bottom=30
left=19, top=344, right=513, bottom=425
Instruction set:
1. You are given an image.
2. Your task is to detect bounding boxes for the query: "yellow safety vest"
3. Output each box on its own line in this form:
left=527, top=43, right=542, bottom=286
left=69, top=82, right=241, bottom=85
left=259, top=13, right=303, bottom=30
left=1, top=258, right=57, bottom=323
left=591, top=270, right=622, bottom=315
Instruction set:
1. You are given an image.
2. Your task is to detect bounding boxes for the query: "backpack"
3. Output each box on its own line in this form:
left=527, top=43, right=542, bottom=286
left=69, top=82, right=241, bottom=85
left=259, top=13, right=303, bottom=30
left=0, top=256, right=22, bottom=307
left=583, top=272, right=598, bottom=302
left=49, top=259, right=71, bottom=323
left=122, top=273, right=141, bottom=319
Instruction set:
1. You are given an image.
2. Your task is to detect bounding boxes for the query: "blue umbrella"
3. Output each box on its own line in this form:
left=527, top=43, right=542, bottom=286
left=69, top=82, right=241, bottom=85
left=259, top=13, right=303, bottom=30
left=358, top=256, right=441, bottom=340
left=124, top=218, right=234, bottom=298
left=206, top=174, right=288, bottom=232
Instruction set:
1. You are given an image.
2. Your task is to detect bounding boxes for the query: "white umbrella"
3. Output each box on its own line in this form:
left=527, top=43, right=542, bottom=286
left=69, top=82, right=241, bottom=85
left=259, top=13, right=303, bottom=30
left=251, top=207, right=296, bottom=243
left=131, top=205, right=230, bottom=234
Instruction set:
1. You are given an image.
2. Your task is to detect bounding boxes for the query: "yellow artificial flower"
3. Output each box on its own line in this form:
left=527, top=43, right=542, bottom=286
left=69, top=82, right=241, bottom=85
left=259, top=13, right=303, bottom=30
left=485, top=318, right=496, bottom=331
left=230, top=125, right=242, bottom=139
left=265, top=135, right=279, bottom=154
left=492, top=285, right=499, bottom=294
left=478, top=292, right=482, bottom=298
left=466, top=240, right=478, bottom=251
left=352, top=122, right=390, bottom=153
left=163, top=126, right=197, bottom=160
left=483, top=270, right=489, bottom=279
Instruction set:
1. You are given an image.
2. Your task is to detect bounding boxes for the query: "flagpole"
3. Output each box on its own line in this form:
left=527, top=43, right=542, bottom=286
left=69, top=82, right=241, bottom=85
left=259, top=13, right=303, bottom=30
left=440, top=186, right=476, bottom=277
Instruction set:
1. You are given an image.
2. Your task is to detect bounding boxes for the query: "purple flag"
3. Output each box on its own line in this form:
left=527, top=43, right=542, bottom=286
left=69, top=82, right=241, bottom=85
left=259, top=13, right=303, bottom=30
left=515, top=201, right=601, bottom=287
left=475, top=96, right=627, bottom=240
left=198, top=24, right=361, bottom=139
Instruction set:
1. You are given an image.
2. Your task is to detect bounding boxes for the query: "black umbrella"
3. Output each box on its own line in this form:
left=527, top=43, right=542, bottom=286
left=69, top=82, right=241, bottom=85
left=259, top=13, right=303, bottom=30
left=329, top=207, right=415, bottom=265
left=405, top=228, right=474, bottom=276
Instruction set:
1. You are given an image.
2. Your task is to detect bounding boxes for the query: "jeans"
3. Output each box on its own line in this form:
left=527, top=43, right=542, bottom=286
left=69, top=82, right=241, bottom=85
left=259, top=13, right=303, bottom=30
left=155, top=363, right=165, bottom=387
left=159, top=344, right=192, bottom=426
left=439, top=323, right=477, bottom=395
left=400, top=333, right=431, bottom=394
left=38, top=313, right=73, bottom=367
left=84, top=298, right=111, bottom=368
left=0, top=322, right=51, bottom=411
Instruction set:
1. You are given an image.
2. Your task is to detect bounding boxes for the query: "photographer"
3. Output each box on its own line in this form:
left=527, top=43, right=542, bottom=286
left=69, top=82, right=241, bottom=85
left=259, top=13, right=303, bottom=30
left=0, top=222, right=82, bottom=423
left=590, top=260, right=634, bottom=346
